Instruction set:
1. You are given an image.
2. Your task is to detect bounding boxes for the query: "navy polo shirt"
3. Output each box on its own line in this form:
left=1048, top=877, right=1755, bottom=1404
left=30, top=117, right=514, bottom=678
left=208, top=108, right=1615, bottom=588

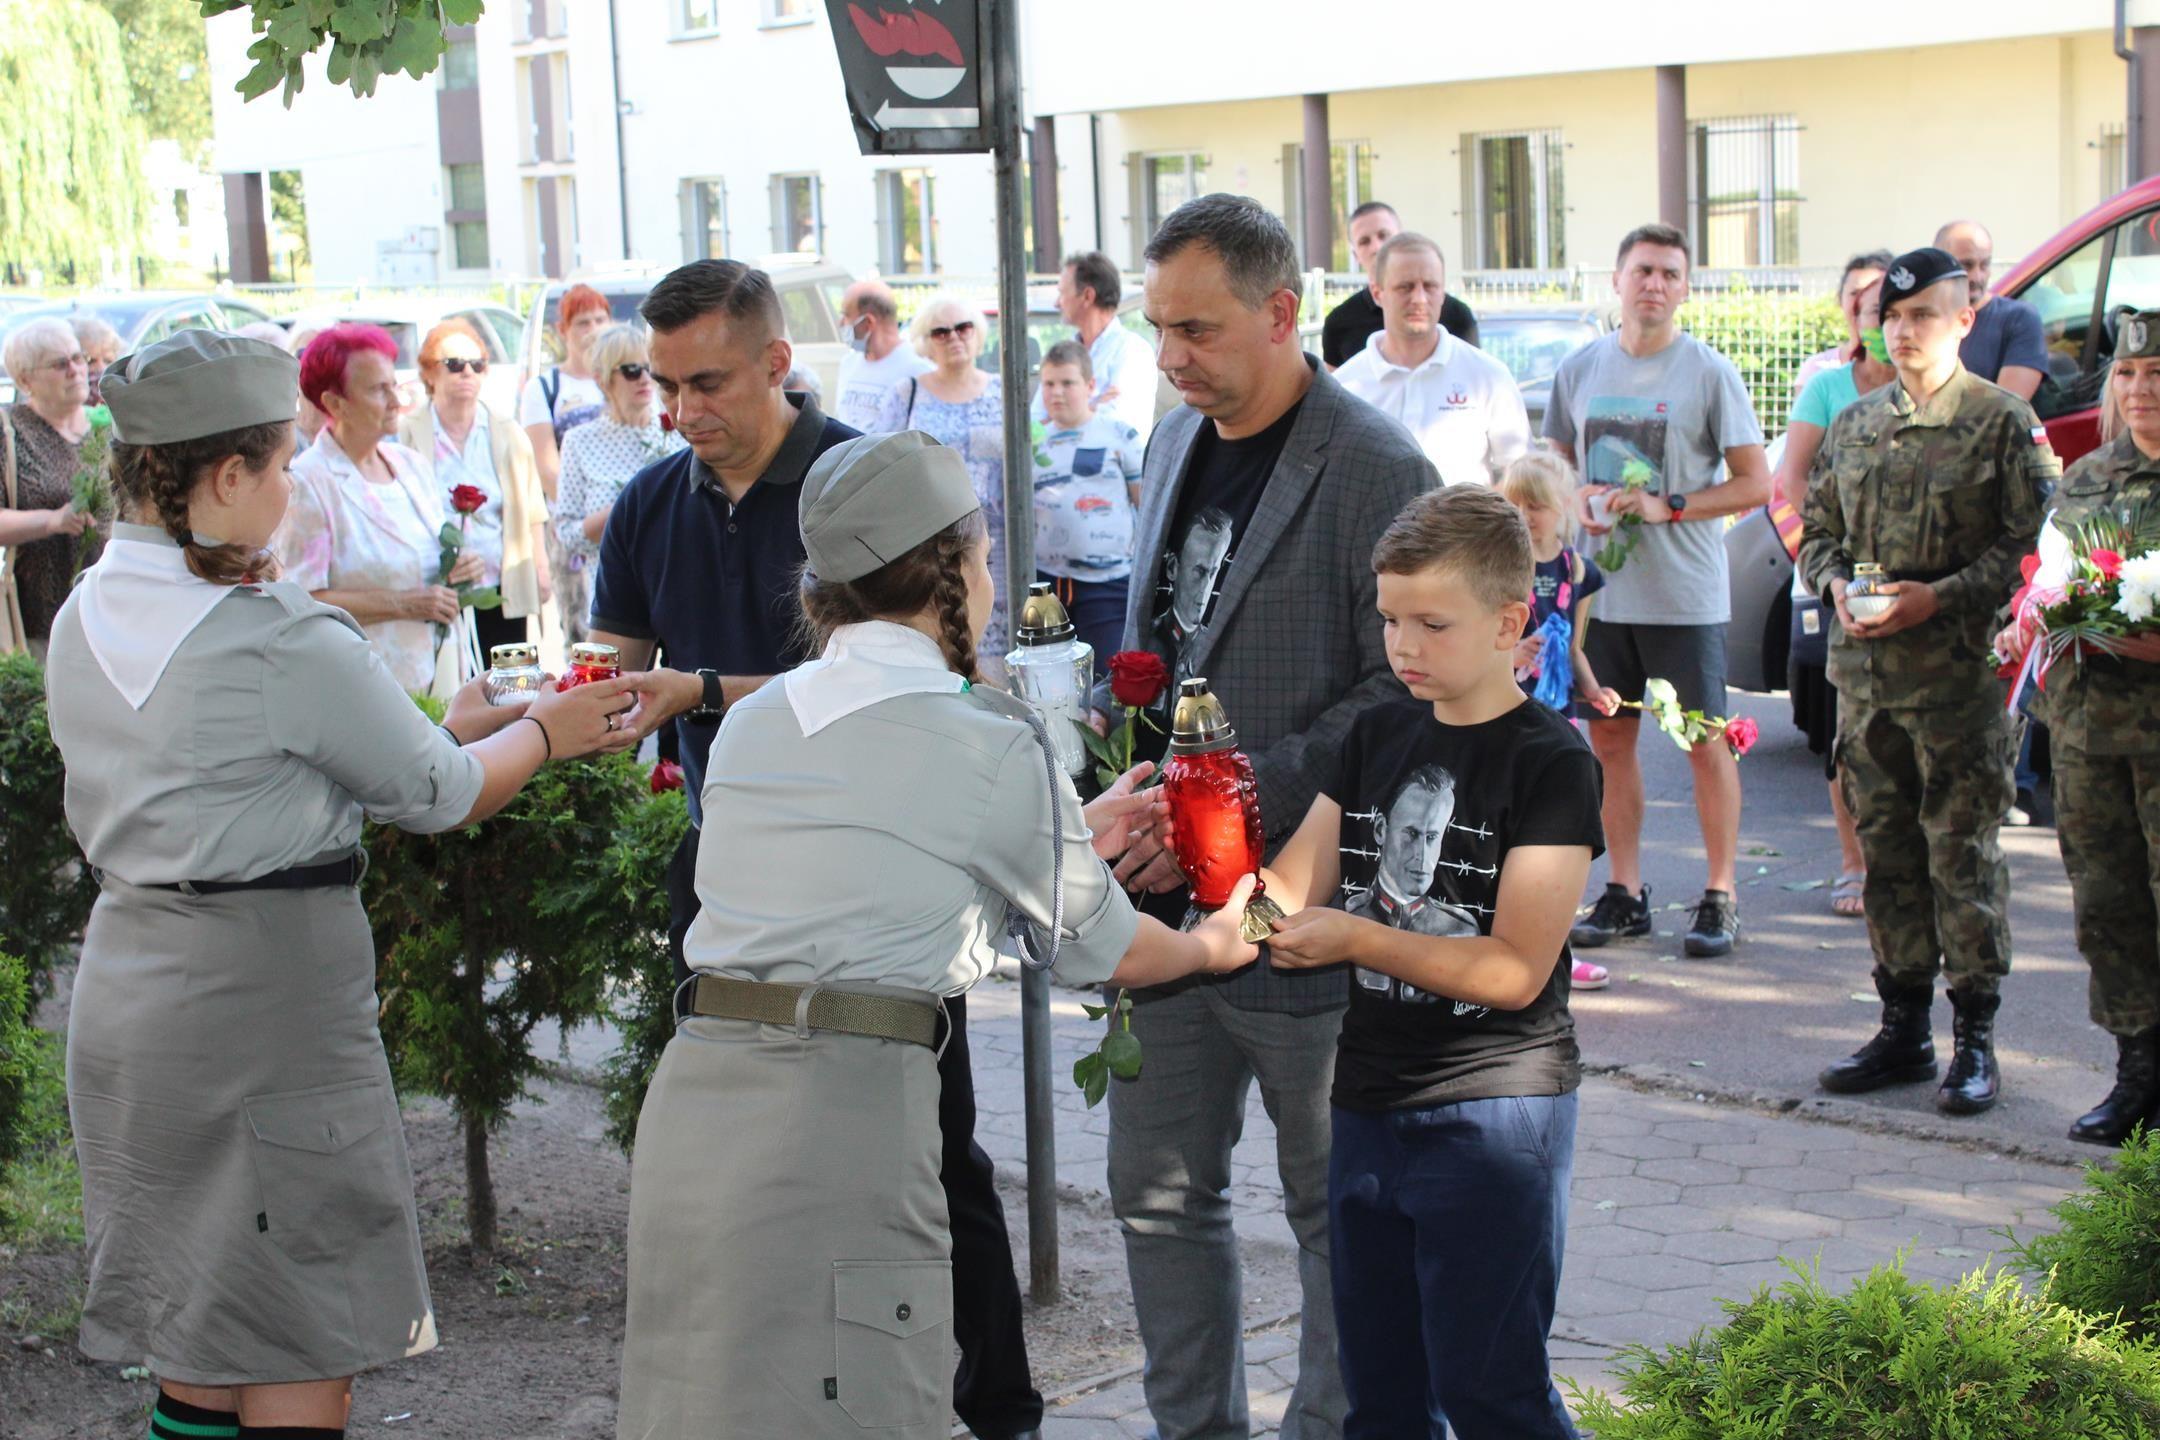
left=592, top=393, right=857, bottom=824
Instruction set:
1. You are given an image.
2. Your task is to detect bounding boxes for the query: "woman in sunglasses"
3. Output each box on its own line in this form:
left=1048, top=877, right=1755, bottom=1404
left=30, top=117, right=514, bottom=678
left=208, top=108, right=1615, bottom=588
left=872, top=295, right=1012, bottom=675
left=398, top=319, right=553, bottom=656
left=555, top=324, right=684, bottom=619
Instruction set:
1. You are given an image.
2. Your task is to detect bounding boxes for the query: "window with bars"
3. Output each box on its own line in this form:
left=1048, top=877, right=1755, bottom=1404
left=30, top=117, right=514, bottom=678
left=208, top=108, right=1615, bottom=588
left=685, top=179, right=727, bottom=260
left=1282, top=140, right=1376, bottom=270
left=1689, top=115, right=1802, bottom=267
left=1461, top=130, right=1565, bottom=270
left=2097, top=122, right=2129, bottom=198
left=876, top=168, right=938, bottom=274
left=772, top=173, right=822, bottom=255
left=1129, top=151, right=1208, bottom=257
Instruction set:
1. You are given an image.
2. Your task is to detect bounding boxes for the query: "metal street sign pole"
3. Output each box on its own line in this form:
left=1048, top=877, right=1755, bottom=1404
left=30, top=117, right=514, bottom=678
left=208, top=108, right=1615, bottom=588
left=985, top=0, right=1061, bottom=1308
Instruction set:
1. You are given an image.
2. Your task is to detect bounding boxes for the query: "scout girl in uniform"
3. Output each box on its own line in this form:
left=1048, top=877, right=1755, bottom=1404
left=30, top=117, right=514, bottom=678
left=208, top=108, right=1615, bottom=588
left=44, top=330, right=639, bottom=1440
left=615, top=431, right=1259, bottom=1439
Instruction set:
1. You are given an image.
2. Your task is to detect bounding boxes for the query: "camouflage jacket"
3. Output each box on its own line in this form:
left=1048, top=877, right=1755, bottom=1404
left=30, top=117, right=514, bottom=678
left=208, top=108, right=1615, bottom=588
left=2034, top=432, right=2160, bottom=756
left=1798, top=366, right=2055, bottom=715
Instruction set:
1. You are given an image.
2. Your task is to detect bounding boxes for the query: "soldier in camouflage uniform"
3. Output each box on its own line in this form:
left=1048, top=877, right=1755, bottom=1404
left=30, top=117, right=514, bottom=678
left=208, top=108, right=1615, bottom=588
left=1799, top=246, right=2055, bottom=1117
left=1999, top=310, right=2160, bottom=1144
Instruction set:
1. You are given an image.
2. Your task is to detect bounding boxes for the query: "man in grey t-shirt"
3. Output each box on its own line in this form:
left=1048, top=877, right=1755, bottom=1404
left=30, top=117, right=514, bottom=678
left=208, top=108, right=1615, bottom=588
left=1542, top=222, right=1770, bottom=959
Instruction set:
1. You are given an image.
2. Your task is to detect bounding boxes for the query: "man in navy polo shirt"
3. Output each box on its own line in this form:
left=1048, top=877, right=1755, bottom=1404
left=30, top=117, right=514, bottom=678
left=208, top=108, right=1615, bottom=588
left=596, top=258, right=1050, bottom=1440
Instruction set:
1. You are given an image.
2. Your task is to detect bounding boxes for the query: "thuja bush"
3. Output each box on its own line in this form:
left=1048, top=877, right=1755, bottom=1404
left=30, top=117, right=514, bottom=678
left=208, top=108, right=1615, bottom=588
left=2009, top=1127, right=2160, bottom=1340
left=598, top=780, right=690, bottom=1154
left=0, top=948, right=77, bottom=1243
left=1567, top=1261, right=2160, bottom=1439
left=0, top=653, right=97, bottom=997
left=1677, top=285, right=1847, bottom=434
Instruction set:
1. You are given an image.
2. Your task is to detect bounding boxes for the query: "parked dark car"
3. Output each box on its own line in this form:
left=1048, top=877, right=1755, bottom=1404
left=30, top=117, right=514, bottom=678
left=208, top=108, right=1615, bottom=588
left=0, top=291, right=277, bottom=404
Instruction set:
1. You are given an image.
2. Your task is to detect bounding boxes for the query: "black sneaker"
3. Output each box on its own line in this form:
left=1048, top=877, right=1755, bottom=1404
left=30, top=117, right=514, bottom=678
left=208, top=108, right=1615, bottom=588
left=1570, top=883, right=1651, bottom=949
left=1684, top=889, right=1741, bottom=958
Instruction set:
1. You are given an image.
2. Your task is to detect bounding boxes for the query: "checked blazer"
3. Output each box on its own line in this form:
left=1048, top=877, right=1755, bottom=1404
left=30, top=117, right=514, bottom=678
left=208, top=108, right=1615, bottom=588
left=1121, top=358, right=1439, bottom=1013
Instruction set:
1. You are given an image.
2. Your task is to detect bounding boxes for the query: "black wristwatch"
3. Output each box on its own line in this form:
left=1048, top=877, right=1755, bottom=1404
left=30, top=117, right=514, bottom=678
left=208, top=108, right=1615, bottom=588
left=1665, top=492, right=1689, bottom=521
left=690, top=669, right=726, bottom=722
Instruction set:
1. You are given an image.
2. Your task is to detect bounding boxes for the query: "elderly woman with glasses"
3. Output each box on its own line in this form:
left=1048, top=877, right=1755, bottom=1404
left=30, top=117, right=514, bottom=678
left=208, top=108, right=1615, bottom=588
left=398, top=319, right=553, bottom=655
left=2, top=316, right=103, bottom=656
left=871, top=294, right=1010, bottom=671
left=554, top=323, right=683, bottom=624
left=274, top=324, right=481, bottom=696
left=72, top=313, right=125, bottom=410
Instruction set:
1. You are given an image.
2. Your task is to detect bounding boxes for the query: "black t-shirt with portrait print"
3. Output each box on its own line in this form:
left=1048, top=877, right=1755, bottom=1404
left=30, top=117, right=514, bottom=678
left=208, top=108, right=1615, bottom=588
left=1326, top=695, right=1605, bottom=1112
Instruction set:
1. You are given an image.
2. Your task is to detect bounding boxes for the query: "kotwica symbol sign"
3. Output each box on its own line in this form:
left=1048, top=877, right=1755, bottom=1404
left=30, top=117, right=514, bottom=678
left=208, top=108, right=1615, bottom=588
left=825, top=0, right=993, bottom=155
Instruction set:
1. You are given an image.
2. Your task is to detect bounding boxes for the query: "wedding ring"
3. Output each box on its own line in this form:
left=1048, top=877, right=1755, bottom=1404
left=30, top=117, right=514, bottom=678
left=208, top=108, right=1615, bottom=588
left=606, top=713, right=619, bottom=732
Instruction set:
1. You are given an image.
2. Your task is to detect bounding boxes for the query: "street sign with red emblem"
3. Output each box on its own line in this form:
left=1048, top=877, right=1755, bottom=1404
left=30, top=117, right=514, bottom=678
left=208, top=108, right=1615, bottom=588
left=825, top=0, right=993, bottom=154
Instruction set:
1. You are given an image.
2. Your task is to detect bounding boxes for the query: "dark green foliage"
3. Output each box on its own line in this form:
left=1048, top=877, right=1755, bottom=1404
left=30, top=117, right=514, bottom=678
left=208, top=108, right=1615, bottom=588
left=0, top=951, right=35, bottom=1179
left=0, top=0, right=148, bottom=282
left=1568, top=1261, right=2160, bottom=1439
left=0, top=654, right=98, bottom=998
left=2009, top=1128, right=2160, bottom=1340
left=0, top=948, right=77, bottom=1242
left=364, top=729, right=657, bottom=1249
left=201, top=0, right=487, bottom=105
left=597, top=786, right=690, bottom=1153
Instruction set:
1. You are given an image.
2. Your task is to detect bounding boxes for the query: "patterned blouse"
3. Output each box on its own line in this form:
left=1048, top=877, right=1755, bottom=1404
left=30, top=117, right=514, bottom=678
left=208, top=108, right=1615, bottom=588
left=273, top=430, right=445, bottom=694
left=555, top=414, right=683, bottom=611
left=4, top=404, right=105, bottom=642
left=872, top=373, right=1010, bottom=670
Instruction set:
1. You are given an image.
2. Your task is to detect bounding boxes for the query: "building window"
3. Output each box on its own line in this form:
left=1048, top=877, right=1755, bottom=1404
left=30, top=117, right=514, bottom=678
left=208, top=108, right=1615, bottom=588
left=516, top=0, right=565, bottom=42
left=673, top=0, right=719, bottom=38
left=1283, top=140, right=1375, bottom=270
left=1463, top=129, right=1565, bottom=271
left=441, top=28, right=479, bottom=89
left=685, top=178, right=727, bottom=260
left=763, top=0, right=813, bottom=24
left=517, top=53, right=573, bottom=163
left=876, top=168, right=937, bottom=274
left=446, top=163, right=487, bottom=213
left=1689, top=114, right=1801, bottom=267
left=452, top=220, right=490, bottom=270
left=444, top=163, right=489, bottom=271
left=771, top=173, right=822, bottom=255
left=525, top=175, right=578, bottom=277
left=2097, top=122, right=2129, bottom=199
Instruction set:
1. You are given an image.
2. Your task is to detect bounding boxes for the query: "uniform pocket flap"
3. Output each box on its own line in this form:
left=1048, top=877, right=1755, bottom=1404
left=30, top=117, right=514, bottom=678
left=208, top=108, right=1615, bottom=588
left=833, top=1260, right=953, bottom=1340
left=245, top=1079, right=390, bottom=1155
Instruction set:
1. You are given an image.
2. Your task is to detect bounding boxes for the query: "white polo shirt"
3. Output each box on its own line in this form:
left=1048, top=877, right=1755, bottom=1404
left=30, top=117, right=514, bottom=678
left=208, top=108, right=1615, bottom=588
left=1334, top=327, right=1530, bottom=486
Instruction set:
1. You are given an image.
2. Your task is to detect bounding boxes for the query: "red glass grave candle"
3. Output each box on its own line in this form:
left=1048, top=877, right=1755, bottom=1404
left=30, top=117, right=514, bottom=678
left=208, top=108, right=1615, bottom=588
left=1162, top=679, right=1282, bottom=940
left=562, top=641, right=621, bottom=690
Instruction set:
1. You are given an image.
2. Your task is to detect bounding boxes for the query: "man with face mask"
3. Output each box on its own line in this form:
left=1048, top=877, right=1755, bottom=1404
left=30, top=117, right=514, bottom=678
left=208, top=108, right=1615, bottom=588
left=834, top=279, right=931, bottom=433
left=1800, top=245, right=2058, bottom=1118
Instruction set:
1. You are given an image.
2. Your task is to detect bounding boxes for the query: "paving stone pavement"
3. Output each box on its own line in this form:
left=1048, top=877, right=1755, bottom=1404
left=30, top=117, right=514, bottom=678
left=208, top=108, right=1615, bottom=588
left=958, top=968, right=2087, bottom=1437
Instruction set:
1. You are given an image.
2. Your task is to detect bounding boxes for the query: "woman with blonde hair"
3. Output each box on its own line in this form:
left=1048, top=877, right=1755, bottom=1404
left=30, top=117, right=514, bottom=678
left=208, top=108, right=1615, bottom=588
left=71, top=313, right=124, bottom=408
left=1, top=316, right=102, bottom=656
left=398, top=318, right=553, bottom=655
left=555, top=322, right=682, bottom=626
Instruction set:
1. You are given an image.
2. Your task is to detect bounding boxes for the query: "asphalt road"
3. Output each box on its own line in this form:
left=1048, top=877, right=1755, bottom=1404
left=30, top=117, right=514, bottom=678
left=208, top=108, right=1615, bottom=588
left=1575, top=683, right=2118, bottom=1167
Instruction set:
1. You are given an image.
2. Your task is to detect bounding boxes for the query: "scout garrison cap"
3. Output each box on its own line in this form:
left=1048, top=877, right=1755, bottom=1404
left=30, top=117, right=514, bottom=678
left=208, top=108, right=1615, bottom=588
left=101, top=329, right=299, bottom=446
left=800, top=430, right=981, bottom=583
left=2117, top=309, right=2160, bottom=360
left=1879, top=247, right=1970, bottom=314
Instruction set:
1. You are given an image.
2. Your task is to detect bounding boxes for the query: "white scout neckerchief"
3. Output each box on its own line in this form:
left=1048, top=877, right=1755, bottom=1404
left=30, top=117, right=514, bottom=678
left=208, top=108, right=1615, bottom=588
left=76, top=523, right=236, bottom=709
left=783, top=619, right=966, bottom=736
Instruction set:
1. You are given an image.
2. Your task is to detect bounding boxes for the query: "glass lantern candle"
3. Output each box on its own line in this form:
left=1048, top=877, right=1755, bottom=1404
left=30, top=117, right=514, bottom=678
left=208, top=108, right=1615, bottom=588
left=561, top=641, right=621, bottom=690
left=1005, top=582, right=1094, bottom=777
left=1845, top=563, right=1894, bottom=622
left=1162, top=677, right=1287, bottom=943
left=483, top=643, right=545, bottom=707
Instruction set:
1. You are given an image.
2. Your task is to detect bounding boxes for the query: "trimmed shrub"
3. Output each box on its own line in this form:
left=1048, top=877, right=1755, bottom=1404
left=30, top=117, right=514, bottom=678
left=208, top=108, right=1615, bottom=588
left=0, top=653, right=97, bottom=996
left=2009, top=1127, right=2160, bottom=1340
left=0, top=948, right=78, bottom=1244
left=598, top=783, right=690, bottom=1154
left=1567, top=1261, right=2160, bottom=1439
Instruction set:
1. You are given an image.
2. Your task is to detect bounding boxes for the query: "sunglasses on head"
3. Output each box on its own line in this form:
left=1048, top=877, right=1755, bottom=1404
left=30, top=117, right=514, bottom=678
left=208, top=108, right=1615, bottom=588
left=928, top=320, right=976, bottom=342
left=440, top=356, right=488, bottom=375
left=616, top=362, right=651, bottom=381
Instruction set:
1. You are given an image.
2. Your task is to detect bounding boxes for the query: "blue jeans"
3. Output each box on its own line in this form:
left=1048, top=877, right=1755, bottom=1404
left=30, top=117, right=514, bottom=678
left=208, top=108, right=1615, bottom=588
left=1329, top=1093, right=1580, bottom=1440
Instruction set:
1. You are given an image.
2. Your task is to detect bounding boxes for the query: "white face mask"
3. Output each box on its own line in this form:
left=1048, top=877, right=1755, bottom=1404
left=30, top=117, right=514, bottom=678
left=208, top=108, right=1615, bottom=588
left=843, top=315, right=872, bottom=355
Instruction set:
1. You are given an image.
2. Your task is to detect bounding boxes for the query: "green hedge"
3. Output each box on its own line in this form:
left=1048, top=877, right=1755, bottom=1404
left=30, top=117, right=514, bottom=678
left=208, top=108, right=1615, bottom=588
left=2010, top=1128, right=2160, bottom=1340
left=0, top=653, right=97, bottom=998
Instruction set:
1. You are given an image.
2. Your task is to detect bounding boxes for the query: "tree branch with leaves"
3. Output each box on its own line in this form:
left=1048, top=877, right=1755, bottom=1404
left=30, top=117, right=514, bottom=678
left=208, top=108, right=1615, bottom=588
left=200, top=0, right=486, bottom=104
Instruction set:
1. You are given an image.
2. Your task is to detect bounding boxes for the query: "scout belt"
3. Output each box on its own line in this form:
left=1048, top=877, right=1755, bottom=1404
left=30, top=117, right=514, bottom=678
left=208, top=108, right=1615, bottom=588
left=124, top=852, right=365, bottom=897
left=686, top=974, right=940, bottom=1049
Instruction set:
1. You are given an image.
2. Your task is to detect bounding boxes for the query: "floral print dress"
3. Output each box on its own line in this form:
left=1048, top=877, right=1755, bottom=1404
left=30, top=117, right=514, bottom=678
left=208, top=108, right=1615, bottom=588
left=873, top=373, right=1010, bottom=671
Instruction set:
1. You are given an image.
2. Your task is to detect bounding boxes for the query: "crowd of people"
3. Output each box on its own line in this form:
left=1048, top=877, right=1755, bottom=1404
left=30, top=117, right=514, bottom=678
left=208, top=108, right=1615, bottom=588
left=5, top=181, right=2158, bottom=1440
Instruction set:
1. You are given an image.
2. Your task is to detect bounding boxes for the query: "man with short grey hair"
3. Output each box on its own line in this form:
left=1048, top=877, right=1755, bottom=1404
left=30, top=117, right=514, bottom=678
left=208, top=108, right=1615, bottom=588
left=834, top=277, right=930, bottom=432
left=1030, top=248, right=1158, bottom=444
left=1096, top=192, right=1438, bottom=1440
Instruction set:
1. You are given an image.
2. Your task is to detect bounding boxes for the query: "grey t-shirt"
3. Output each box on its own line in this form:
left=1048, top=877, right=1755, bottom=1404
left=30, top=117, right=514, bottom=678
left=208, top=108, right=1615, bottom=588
left=1542, top=332, right=1764, bottom=625
left=1959, top=295, right=2048, bottom=384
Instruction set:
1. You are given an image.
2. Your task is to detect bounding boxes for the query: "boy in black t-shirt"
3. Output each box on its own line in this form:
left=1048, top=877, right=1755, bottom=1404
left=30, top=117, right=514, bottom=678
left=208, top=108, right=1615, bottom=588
left=1261, top=485, right=1604, bottom=1439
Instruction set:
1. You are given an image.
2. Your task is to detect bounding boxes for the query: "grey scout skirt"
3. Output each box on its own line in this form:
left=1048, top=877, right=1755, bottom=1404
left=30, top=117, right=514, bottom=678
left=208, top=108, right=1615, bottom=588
left=617, top=1001, right=953, bottom=1440
left=66, top=877, right=435, bottom=1385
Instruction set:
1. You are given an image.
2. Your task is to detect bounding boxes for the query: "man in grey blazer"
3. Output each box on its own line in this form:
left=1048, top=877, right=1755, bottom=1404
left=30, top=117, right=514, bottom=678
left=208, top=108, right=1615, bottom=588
left=1096, top=194, right=1438, bottom=1439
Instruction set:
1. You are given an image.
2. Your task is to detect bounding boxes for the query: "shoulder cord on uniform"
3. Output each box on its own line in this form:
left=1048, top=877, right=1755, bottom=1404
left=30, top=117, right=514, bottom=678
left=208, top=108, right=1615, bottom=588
left=1005, top=704, right=1064, bottom=973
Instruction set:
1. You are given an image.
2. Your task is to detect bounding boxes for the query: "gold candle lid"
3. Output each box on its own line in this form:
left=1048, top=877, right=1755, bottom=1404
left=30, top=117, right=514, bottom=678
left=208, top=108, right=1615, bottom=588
left=489, top=643, right=539, bottom=669
left=1168, top=677, right=1237, bottom=755
left=1015, top=581, right=1076, bottom=645
left=569, top=641, right=621, bottom=667
left=1853, top=562, right=1886, bottom=576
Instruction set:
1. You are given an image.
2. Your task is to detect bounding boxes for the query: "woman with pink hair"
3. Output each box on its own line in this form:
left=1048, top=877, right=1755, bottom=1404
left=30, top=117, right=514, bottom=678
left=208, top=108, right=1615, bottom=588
left=273, top=324, right=481, bottom=694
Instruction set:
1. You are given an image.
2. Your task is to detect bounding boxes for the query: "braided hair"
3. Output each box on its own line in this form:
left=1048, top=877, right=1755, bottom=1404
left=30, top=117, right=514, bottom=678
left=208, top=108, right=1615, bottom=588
left=798, top=509, right=986, bottom=681
left=109, top=421, right=290, bottom=585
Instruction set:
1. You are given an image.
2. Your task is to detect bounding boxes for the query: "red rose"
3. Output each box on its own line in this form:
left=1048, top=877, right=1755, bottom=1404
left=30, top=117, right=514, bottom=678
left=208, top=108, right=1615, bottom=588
left=650, top=759, right=685, bottom=794
left=450, top=483, right=487, bottom=515
left=1723, top=716, right=1760, bottom=758
left=2090, top=548, right=2124, bottom=581
left=2020, top=552, right=2043, bottom=585
left=1106, top=650, right=1171, bottom=709
left=659, top=411, right=675, bottom=432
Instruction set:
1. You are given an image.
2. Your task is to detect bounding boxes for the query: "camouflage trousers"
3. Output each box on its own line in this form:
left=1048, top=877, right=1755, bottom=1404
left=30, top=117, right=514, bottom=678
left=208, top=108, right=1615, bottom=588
left=2052, top=745, right=2160, bottom=1036
left=1838, top=704, right=2014, bottom=994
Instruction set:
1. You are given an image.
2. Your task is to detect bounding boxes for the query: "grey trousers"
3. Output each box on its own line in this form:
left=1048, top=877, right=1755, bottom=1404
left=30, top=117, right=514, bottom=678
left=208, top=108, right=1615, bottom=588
left=1107, top=985, right=1346, bottom=1440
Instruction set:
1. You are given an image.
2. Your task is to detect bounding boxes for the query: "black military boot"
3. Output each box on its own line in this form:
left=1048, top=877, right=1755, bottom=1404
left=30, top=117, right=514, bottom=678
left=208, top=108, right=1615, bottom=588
left=1819, top=971, right=1937, bottom=1093
left=2069, top=1028, right=2160, bottom=1146
left=1937, top=988, right=2002, bottom=1115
